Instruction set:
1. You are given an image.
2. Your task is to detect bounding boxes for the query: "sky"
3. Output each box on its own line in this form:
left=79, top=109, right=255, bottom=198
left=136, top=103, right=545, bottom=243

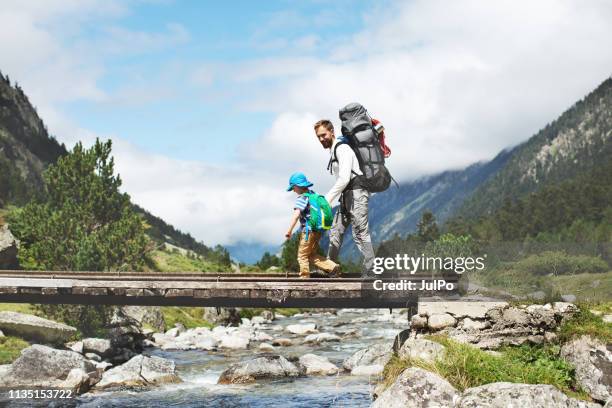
left=1, top=0, right=612, bottom=250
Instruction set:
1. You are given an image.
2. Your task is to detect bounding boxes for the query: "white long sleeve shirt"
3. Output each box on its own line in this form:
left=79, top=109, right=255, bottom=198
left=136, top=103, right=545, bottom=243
left=325, top=139, right=363, bottom=205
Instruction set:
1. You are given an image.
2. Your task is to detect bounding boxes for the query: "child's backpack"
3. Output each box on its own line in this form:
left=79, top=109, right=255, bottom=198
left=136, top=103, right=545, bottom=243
left=338, top=102, right=396, bottom=192
left=304, top=192, right=333, bottom=234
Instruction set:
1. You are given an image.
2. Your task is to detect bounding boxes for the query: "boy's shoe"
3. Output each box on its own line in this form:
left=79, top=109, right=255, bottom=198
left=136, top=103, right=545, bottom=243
left=329, top=264, right=342, bottom=278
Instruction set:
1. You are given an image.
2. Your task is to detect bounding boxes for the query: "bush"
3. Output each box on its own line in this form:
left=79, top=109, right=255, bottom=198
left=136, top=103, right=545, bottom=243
left=0, top=336, right=29, bottom=364
left=515, top=251, right=608, bottom=276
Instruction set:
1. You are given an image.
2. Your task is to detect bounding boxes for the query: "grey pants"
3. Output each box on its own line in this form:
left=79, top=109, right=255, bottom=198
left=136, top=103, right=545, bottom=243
left=327, top=188, right=375, bottom=275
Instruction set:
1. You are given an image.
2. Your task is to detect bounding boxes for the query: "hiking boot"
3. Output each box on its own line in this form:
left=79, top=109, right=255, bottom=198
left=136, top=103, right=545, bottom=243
left=329, top=264, right=342, bottom=278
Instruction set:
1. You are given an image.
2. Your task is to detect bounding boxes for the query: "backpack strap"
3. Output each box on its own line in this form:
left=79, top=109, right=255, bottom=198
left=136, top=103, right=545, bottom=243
left=327, top=138, right=360, bottom=179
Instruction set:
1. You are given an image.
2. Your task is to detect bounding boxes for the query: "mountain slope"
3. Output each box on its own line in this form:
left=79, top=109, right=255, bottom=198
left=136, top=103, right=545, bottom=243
left=458, top=76, right=612, bottom=219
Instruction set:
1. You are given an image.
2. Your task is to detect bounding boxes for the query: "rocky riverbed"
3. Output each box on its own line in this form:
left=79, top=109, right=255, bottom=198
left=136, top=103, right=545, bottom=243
left=0, top=302, right=610, bottom=407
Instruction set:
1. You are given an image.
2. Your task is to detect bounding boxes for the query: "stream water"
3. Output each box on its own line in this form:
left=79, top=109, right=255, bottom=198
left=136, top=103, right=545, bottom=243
left=5, top=309, right=408, bottom=408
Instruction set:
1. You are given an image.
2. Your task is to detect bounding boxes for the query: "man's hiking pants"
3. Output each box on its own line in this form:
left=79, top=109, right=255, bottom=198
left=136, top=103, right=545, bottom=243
left=297, top=231, right=338, bottom=278
left=327, top=188, right=375, bottom=276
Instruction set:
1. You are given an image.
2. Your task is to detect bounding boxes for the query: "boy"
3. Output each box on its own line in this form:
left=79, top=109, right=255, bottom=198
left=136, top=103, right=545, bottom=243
left=285, top=172, right=340, bottom=279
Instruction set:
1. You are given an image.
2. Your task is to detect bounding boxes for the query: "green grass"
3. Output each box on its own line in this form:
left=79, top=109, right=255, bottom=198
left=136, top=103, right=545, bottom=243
left=558, top=304, right=612, bottom=343
left=0, top=303, right=36, bottom=314
left=160, top=307, right=213, bottom=331
left=0, top=336, right=29, bottom=364
left=382, top=336, right=588, bottom=399
left=149, top=249, right=230, bottom=273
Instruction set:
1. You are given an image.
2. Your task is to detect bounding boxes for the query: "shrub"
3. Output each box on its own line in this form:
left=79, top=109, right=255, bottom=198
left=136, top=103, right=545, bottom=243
left=515, top=251, right=608, bottom=276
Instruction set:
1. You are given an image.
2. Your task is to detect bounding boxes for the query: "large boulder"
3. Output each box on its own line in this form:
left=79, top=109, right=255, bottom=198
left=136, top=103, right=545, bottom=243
left=428, top=313, right=457, bottom=330
left=0, top=224, right=18, bottom=269
left=298, top=354, right=339, bottom=376
left=218, top=355, right=301, bottom=384
left=372, top=368, right=458, bottom=408
left=82, top=338, right=113, bottom=358
left=561, top=335, right=612, bottom=403
left=202, top=307, right=241, bottom=326
left=121, top=306, right=165, bottom=332
left=106, top=308, right=145, bottom=356
left=398, top=338, right=446, bottom=363
left=0, top=311, right=76, bottom=344
left=0, top=345, right=97, bottom=391
left=457, top=382, right=601, bottom=408
left=343, top=342, right=392, bottom=376
left=93, top=355, right=181, bottom=390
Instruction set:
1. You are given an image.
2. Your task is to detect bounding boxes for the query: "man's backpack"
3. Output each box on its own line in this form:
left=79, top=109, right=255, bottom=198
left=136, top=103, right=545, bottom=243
left=304, top=192, right=333, bottom=233
left=337, top=102, right=395, bottom=193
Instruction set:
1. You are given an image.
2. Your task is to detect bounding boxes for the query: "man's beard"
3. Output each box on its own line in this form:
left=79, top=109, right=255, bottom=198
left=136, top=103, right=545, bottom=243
left=321, top=138, right=333, bottom=149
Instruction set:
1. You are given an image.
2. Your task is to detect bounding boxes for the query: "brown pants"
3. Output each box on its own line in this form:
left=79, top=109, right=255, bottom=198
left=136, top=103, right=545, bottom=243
left=297, top=230, right=338, bottom=277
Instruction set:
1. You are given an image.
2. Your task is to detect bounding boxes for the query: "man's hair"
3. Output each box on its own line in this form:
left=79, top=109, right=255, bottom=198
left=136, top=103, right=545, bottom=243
left=314, top=119, right=334, bottom=133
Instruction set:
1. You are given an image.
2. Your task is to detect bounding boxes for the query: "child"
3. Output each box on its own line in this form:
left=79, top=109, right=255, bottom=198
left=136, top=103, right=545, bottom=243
left=285, top=172, right=340, bottom=279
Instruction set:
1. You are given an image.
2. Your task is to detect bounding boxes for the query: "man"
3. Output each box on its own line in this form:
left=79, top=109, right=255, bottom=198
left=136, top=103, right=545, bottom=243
left=314, top=119, right=375, bottom=278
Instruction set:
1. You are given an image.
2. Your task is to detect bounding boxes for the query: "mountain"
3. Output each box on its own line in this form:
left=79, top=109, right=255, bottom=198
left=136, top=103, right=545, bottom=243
left=0, top=71, right=228, bottom=265
left=457, top=76, right=612, bottom=219
left=226, top=241, right=281, bottom=264
left=0, top=73, right=65, bottom=206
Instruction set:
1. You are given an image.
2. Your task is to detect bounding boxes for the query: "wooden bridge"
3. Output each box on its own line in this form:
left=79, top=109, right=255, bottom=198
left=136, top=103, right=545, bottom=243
left=0, top=270, right=422, bottom=309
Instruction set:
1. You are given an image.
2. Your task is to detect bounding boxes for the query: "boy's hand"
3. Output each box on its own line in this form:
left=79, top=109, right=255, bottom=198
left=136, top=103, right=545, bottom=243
left=285, top=230, right=292, bottom=239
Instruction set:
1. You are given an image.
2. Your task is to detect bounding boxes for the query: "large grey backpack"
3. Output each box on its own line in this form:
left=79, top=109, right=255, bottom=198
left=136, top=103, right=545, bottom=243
left=337, top=102, right=393, bottom=192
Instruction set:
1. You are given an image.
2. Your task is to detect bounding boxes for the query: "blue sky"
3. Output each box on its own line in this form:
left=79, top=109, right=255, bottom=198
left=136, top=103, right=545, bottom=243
left=1, top=0, right=612, bottom=249
left=60, top=0, right=381, bottom=164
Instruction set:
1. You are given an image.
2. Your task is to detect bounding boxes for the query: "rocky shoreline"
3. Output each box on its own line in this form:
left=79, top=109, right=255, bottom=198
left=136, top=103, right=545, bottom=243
left=0, top=303, right=610, bottom=407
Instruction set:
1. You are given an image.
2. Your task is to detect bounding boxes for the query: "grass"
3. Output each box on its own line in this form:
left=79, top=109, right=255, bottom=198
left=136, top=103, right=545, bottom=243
left=160, top=307, right=213, bottom=331
left=0, top=303, right=36, bottom=314
left=0, top=336, right=29, bottom=364
left=148, top=249, right=231, bottom=273
left=558, top=304, right=612, bottom=343
left=382, top=336, right=588, bottom=399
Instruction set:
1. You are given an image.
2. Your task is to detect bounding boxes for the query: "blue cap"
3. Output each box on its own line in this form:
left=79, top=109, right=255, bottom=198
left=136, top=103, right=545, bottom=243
left=287, top=172, right=313, bottom=191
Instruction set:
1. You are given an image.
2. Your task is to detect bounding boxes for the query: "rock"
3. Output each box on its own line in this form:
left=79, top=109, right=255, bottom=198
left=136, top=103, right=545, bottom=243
left=96, top=361, right=113, bottom=371
left=85, top=352, right=101, bottom=362
left=351, top=365, right=385, bottom=376
left=286, top=323, right=318, bottom=335
left=106, top=308, right=144, bottom=354
left=398, top=338, right=446, bottom=363
left=272, top=338, right=293, bottom=347
left=67, top=340, right=83, bottom=354
left=94, top=355, right=181, bottom=389
left=372, top=367, right=458, bottom=408
left=251, top=316, right=266, bottom=325
left=343, top=342, right=392, bottom=375
left=303, top=333, right=341, bottom=344
left=259, top=343, right=275, bottom=352
left=241, top=317, right=251, bottom=326
left=261, top=310, right=274, bottom=321
left=202, top=307, right=241, bottom=326
left=193, top=336, right=218, bottom=351
left=82, top=338, right=113, bottom=358
left=0, top=329, right=3, bottom=337
left=500, top=307, right=530, bottom=326
left=428, top=313, right=457, bottom=330
left=419, top=301, right=508, bottom=319
left=561, top=294, right=577, bottom=303
left=121, top=306, right=165, bottom=332
left=0, top=311, right=77, bottom=344
left=0, top=345, right=96, bottom=390
left=298, top=354, right=339, bottom=375
left=165, top=327, right=181, bottom=337
left=218, top=355, right=301, bottom=384
left=457, top=382, right=601, bottom=408
left=561, top=335, right=612, bottom=403
left=58, top=368, right=91, bottom=394
left=591, top=310, right=603, bottom=316
left=219, top=334, right=250, bottom=349
left=459, top=318, right=487, bottom=331
left=251, top=331, right=273, bottom=342
left=553, top=302, right=578, bottom=315
left=0, top=224, right=18, bottom=269
left=603, top=315, right=612, bottom=324
left=410, top=314, right=428, bottom=330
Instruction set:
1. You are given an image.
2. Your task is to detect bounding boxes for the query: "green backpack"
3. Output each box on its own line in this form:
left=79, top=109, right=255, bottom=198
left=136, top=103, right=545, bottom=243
left=304, top=192, right=333, bottom=233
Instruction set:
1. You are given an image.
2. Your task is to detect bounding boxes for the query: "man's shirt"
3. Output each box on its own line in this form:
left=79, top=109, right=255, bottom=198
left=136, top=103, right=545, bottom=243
left=325, top=139, right=363, bottom=205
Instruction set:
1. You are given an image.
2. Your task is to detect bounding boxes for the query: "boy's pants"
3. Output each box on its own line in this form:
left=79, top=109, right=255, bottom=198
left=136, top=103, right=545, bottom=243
left=327, top=188, right=375, bottom=276
left=297, top=230, right=338, bottom=277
